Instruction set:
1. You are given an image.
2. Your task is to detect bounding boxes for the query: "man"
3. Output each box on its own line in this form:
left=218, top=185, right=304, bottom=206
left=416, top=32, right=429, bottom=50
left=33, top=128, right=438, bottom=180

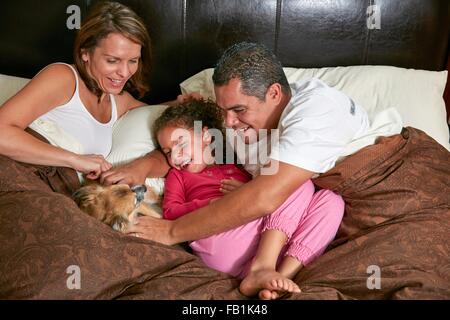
left=98, top=42, right=396, bottom=297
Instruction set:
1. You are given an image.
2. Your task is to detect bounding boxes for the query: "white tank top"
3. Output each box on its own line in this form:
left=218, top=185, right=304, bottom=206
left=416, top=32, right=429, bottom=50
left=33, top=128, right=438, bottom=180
left=34, top=63, right=118, bottom=158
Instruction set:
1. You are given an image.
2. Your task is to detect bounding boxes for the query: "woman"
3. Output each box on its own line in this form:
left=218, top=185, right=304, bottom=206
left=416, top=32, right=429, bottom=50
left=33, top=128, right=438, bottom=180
left=0, top=2, right=153, bottom=181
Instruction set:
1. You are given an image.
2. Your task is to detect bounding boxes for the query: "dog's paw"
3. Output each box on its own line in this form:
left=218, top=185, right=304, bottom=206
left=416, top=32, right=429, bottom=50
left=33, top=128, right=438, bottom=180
left=111, top=216, right=129, bottom=232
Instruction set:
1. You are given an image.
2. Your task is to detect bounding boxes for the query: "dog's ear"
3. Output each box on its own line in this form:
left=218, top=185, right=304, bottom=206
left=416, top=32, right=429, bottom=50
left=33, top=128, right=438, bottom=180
left=73, top=185, right=102, bottom=205
left=72, top=185, right=106, bottom=219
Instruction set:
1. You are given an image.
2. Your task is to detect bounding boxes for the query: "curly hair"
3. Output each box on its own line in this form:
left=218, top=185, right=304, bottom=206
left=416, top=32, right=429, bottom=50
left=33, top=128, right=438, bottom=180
left=212, top=42, right=290, bottom=101
left=153, top=99, right=225, bottom=141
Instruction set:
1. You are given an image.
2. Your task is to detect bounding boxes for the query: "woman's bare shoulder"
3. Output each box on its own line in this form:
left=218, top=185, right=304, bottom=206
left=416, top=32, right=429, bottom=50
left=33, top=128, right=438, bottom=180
left=33, top=63, right=76, bottom=84
left=29, top=64, right=77, bottom=102
left=5, top=64, right=77, bottom=112
left=0, top=64, right=78, bottom=126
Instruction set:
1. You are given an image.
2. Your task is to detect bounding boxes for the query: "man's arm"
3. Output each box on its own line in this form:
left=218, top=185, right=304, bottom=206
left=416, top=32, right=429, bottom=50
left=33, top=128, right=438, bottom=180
left=100, top=149, right=170, bottom=186
left=126, top=161, right=314, bottom=244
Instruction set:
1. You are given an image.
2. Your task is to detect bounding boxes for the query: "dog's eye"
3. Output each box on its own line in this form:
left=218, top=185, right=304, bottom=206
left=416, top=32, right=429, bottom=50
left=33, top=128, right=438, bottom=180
left=112, top=188, right=131, bottom=198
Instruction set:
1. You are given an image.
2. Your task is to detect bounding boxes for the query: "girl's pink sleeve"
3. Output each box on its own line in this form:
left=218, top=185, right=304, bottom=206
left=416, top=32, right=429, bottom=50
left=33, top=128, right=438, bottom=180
left=163, top=170, right=210, bottom=220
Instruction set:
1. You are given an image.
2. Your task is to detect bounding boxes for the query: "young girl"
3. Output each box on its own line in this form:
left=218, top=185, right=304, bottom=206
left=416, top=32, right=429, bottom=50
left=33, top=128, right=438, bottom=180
left=154, top=100, right=345, bottom=300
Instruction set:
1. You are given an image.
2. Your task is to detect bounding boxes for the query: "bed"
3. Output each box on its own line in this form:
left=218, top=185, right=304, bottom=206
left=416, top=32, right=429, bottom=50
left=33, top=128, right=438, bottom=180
left=0, top=0, right=449, bottom=300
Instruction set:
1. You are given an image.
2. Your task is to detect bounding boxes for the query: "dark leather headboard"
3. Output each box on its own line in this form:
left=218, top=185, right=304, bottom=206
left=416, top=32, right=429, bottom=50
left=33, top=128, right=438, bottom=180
left=1, top=0, right=449, bottom=118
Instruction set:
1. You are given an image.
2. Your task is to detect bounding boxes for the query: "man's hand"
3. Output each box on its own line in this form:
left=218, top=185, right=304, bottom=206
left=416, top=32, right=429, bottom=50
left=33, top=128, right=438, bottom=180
left=125, top=216, right=176, bottom=245
left=220, top=178, right=245, bottom=194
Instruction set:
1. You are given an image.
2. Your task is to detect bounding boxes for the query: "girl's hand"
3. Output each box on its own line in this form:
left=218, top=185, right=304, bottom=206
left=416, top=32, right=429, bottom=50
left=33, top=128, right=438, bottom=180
left=71, top=154, right=112, bottom=180
left=220, top=178, right=244, bottom=194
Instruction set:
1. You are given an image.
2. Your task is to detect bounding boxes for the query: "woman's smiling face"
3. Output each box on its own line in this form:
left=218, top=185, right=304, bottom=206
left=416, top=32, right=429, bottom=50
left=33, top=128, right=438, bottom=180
left=82, top=32, right=141, bottom=95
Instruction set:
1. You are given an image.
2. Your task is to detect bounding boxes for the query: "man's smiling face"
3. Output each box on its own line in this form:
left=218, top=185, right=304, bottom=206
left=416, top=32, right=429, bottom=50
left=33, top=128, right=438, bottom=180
left=214, top=78, right=276, bottom=144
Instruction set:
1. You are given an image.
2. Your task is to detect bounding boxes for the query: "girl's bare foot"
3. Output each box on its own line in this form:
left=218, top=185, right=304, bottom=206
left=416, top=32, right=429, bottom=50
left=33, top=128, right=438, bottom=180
left=239, top=269, right=301, bottom=300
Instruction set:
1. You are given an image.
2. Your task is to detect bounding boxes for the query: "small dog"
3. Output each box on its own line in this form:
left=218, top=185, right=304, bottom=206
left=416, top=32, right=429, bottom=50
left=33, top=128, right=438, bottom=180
left=73, top=183, right=162, bottom=232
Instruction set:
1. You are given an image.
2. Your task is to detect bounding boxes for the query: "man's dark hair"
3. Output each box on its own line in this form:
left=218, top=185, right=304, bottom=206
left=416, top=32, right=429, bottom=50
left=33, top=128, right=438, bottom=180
left=212, top=42, right=291, bottom=101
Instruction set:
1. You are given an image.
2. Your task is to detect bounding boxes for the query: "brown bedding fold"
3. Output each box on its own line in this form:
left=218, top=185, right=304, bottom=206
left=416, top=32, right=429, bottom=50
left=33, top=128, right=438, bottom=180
left=0, top=189, right=244, bottom=299
left=0, top=130, right=243, bottom=299
left=294, top=127, right=450, bottom=299
left=0, top=126, right=449, bottom=299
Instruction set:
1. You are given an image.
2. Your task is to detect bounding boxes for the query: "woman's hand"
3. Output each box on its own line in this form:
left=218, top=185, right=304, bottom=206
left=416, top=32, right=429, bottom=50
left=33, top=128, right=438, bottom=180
left=99, top=161, right=147, bottom=186
left=176, top=92, right=203, bottom=104
left=71, top=154, right=112, bottom=180
left=125, top=216, right=176, bottom=245
left=162, top=92, right=203, bottom=107
left=220, top=178, right=244, bottom=194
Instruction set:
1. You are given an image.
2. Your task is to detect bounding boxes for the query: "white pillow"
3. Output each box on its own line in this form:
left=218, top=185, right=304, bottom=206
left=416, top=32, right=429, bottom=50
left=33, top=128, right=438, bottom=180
left=106, top=105, right=168, bottom=195
left=180, top=66, right=450, bottom=150
left=0, top=74, right=30, bottom=106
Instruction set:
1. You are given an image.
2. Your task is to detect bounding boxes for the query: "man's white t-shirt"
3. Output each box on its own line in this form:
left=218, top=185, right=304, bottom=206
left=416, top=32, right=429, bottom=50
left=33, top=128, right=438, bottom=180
left=233, top=78, right=402, bottom=176
left=269, top=78, right=370, bottom=173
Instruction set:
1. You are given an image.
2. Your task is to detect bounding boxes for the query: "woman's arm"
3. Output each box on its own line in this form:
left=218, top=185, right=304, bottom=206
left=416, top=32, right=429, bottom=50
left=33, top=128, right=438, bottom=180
left=100, top=148, right=170, bottom=185
left=116, top=91, right=204, bottom=114
left=101, top=92, right=203, bottom=186
left=0, top=64, right=111, bottom=177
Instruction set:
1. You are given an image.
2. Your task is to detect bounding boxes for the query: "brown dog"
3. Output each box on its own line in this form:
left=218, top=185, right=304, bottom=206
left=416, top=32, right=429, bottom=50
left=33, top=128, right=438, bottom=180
left=73, top=183, right=162, bottom=232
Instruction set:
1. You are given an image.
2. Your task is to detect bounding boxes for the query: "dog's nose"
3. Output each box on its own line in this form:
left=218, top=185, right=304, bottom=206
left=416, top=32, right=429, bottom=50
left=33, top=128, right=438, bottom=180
left=131, top=184, right=147, bottom=194
left=131, top=185, right=147, bottom=208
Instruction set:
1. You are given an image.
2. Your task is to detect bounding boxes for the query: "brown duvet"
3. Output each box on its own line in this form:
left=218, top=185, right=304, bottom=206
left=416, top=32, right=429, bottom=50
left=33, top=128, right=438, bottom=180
left=0, top=127, right=449, bottom=299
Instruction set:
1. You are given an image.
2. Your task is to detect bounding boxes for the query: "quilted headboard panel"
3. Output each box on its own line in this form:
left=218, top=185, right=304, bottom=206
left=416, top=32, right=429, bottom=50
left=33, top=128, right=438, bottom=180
left=0, top=0, right=449, bottom=116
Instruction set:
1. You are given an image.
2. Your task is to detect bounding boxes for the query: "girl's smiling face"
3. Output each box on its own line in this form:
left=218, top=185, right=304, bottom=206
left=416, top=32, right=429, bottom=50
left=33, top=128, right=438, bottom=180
left=157, top=125, right=213, bottom=173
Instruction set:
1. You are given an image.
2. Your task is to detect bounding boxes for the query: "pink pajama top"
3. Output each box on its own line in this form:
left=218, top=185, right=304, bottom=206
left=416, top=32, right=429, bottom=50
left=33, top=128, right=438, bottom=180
left=163, top=164, right=252, bottom=220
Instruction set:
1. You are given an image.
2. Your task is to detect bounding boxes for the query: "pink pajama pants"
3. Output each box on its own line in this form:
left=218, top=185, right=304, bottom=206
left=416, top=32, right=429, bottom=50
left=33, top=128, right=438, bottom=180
left=190, top=180, right=345, bottom=278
